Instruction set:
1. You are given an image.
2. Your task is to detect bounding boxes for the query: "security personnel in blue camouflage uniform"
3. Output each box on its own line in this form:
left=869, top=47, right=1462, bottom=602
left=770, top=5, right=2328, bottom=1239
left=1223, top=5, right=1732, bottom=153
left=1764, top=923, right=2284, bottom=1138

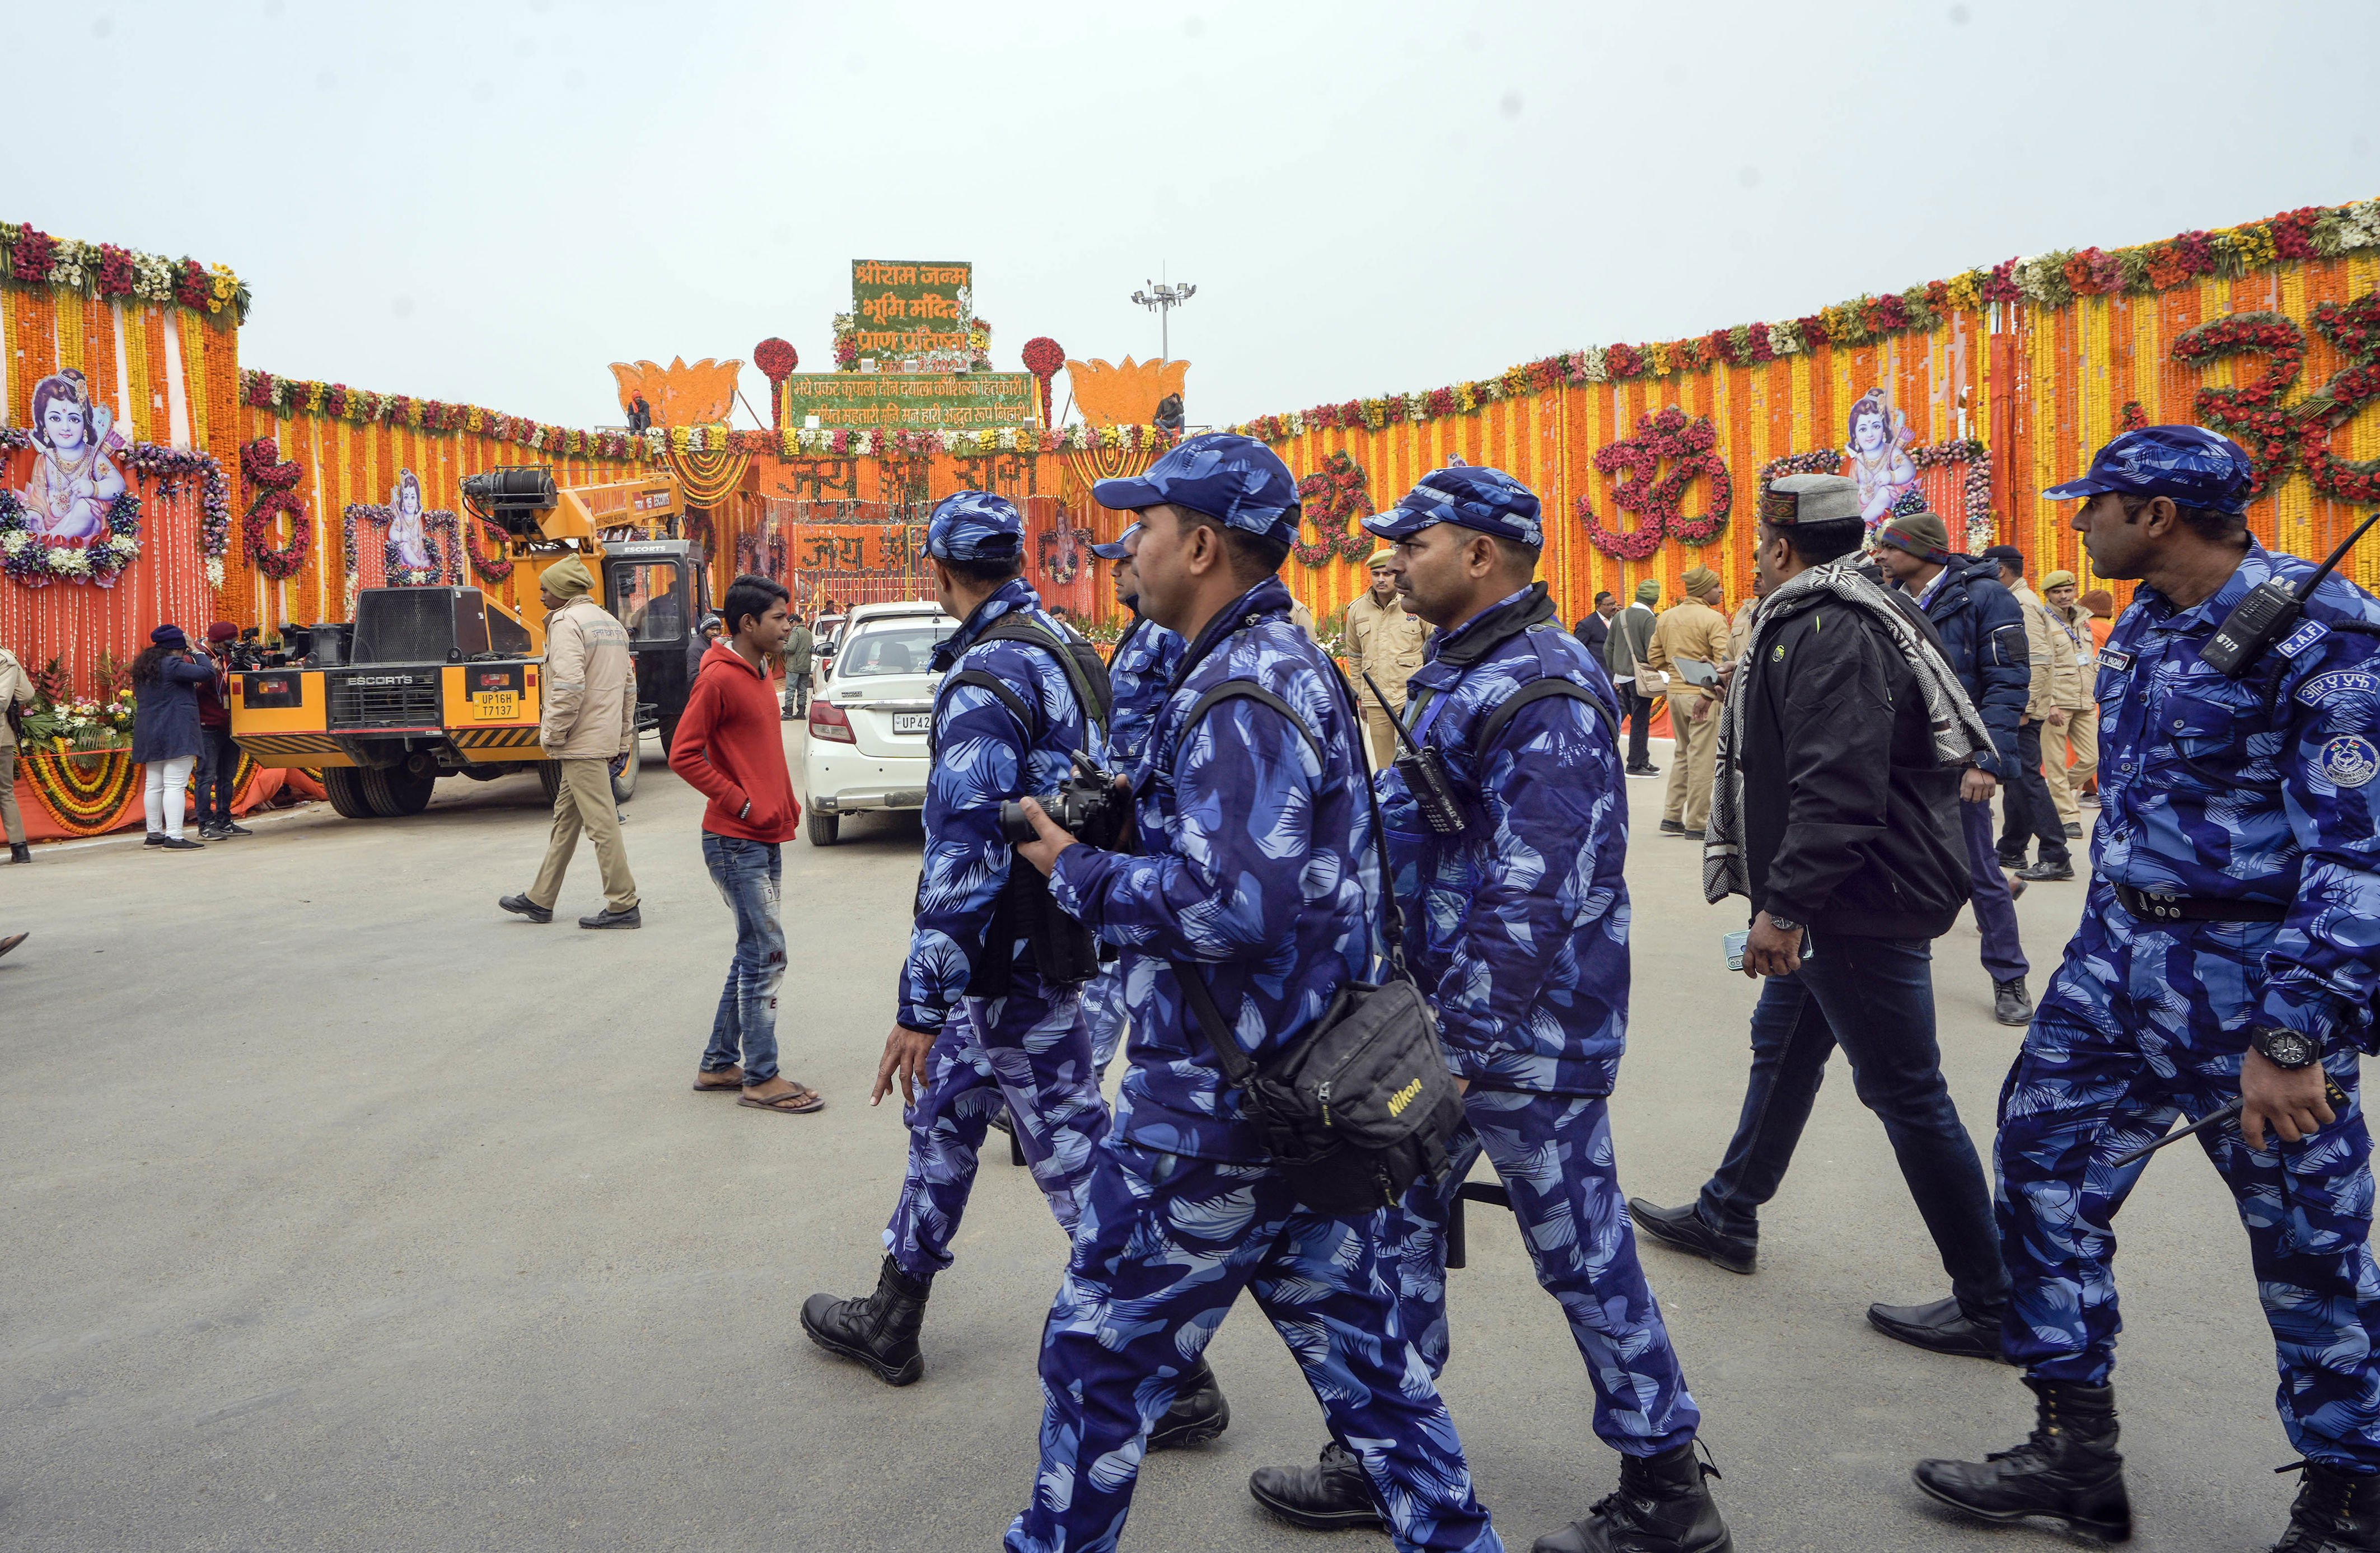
left=1078, top=518, right=1186, bottom=1072
left=1007, top=434, right=1504, bottom=1553
left=1246, top=465, right=1727, bottom=1553
left=1916, top=427, right=2380, bottom=1551
left=801, top=491, right=1226, bottom=1448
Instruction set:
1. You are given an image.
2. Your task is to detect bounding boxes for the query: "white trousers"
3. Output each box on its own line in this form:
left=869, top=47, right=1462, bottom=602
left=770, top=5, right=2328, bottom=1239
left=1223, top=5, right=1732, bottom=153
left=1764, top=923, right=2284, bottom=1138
left=144, top=755, right=196, bottom=839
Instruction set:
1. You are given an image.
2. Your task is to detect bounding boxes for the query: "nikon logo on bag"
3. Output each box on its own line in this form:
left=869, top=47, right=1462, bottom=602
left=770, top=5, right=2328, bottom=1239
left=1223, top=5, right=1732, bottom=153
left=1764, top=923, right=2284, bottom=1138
left=1386, top=1076, right=1426, bottom=1117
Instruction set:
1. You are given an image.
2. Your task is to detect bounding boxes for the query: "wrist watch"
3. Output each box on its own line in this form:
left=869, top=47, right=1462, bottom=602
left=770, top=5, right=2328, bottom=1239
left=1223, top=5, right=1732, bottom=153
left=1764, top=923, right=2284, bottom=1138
left=1765, top=913, right=1803, bottom=934
left=2250, top=1024, right=2321, bottom=1070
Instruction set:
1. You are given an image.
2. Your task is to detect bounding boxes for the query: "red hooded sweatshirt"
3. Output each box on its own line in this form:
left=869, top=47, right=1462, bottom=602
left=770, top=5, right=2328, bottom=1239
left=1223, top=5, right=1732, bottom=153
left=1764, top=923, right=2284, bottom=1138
left=670, top=640, right=800, bottom=841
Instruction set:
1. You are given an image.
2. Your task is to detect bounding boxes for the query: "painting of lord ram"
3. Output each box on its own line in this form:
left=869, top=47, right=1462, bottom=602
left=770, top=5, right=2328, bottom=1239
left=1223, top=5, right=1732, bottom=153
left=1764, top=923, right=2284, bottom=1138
left=1844, top=386, right=1921, bottom=528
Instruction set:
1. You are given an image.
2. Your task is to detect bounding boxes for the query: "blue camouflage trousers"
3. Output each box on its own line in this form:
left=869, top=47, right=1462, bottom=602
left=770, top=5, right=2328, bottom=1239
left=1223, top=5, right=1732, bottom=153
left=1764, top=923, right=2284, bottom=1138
left=1387, top=1090, right=1700, bottom=1456
left=1999, top=892, right=2380, bottom=1470
left=1007, top=1137, right=1504, bottom=1553
left=882, top=984, right=1110, bottom=1281
left=1081, top=960, right=1129, bottom=1072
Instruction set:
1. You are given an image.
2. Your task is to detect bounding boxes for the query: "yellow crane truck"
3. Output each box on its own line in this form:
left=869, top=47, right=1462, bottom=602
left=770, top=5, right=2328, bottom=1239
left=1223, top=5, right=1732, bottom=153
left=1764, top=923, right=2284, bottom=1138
left=229, top=469, right=710, bottom=820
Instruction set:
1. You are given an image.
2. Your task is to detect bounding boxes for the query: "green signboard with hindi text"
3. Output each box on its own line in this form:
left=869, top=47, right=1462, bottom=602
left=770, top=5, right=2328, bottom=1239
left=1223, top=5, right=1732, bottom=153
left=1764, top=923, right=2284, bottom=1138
left=852, top=259, right=972, bottom=359
left=777, top=372, right=1039, bottom=430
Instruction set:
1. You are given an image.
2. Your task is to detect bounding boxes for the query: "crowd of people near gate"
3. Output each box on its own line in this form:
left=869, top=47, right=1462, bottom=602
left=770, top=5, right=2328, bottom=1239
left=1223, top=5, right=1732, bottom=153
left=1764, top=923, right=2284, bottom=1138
left=633, top=422, right=2380, bottom=1553
left=16, top=418, right=2377, bottom=1553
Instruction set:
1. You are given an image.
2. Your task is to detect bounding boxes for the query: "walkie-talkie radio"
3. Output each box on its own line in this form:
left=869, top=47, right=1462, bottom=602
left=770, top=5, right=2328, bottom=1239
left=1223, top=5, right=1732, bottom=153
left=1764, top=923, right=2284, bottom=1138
left=1364, top=670, right=1465, bottom=834
left=2202, top=507, right=2380, bottom=678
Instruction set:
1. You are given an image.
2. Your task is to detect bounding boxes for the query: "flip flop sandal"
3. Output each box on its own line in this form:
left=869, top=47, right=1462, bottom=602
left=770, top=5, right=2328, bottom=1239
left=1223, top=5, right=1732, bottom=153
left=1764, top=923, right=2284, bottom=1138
left=739, top=1087, right=825, bottom=1115
left=692, top=1073, right=745, bottom=1092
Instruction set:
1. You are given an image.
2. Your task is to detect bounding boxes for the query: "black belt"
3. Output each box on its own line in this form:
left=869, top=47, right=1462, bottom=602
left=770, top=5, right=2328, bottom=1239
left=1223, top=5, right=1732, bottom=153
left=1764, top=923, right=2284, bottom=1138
left=2114, top=883, right=2287, bottom=924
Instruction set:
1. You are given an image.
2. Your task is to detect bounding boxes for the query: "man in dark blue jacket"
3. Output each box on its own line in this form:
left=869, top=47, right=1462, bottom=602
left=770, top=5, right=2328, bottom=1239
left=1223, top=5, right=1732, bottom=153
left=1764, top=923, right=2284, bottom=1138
left=1874, top=511, right=2035, bottom=1027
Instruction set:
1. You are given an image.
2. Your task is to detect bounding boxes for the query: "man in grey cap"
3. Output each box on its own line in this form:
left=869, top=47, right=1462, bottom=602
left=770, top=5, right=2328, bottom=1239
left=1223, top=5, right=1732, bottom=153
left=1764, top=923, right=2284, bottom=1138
left=1606, top=578, right=1662, bottom=774
left=1634, top=473, right=2010, bottom=1363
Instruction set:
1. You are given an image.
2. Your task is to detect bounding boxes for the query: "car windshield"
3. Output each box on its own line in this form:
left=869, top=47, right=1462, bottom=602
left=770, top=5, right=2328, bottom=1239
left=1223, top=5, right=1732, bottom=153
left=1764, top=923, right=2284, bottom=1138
left=836, top=621, right=953, bottom=677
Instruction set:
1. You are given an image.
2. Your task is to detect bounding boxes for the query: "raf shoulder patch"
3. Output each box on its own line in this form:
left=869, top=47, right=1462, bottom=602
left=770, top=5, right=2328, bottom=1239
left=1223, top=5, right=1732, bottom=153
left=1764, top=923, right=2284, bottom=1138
left=2316, top=734, right=2380, bottom=788
left=2278, top=619, right=2332, bottom=660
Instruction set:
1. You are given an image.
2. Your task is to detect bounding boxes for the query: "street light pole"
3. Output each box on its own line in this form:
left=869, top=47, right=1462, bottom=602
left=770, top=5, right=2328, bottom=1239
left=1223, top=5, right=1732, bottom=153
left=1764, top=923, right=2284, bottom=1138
left=1129, top=276, right=1197, bottom=361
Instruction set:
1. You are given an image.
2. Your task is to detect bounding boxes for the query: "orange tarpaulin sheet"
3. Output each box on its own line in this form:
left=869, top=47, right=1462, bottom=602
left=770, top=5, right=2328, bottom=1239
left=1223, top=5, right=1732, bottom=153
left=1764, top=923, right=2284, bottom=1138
left=10, top=759, right=318, bottom=843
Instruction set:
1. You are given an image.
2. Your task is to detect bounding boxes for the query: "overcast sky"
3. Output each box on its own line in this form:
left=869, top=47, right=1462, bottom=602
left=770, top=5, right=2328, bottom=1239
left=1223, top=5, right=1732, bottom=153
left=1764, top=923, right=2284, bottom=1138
left=19, top=0, right=2377, bottom=432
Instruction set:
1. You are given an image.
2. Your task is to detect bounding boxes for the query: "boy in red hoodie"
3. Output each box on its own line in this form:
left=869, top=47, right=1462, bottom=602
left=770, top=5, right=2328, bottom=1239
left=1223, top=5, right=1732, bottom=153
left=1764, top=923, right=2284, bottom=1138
left=670, top=573, right=822, bottom=1115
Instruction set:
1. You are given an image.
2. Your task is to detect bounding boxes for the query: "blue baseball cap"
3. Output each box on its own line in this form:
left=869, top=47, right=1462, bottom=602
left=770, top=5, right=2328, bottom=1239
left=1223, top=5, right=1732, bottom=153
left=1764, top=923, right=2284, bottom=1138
left=2043, top=425, right=2255, bottom=517
left=1088, top=520, right=1145, bottom=560
left=1362, top=465, right=1544, bottom=548
left=925, top=490, right=1025, bottom=562
left=1091, top=433, right=1302, bottom=549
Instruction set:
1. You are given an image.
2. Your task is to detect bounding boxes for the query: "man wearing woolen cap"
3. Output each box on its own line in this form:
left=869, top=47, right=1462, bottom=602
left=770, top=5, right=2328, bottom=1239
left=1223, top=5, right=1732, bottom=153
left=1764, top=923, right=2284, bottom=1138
left=1872, top=508, right=2037, bottom=1027
left=1645, top=564, right=1731, bottom=839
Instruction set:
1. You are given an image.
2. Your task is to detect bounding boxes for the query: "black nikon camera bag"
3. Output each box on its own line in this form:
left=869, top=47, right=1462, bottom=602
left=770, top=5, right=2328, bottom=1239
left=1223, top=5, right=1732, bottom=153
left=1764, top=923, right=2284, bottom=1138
left=1166, top=671, right=1464, bottom=1217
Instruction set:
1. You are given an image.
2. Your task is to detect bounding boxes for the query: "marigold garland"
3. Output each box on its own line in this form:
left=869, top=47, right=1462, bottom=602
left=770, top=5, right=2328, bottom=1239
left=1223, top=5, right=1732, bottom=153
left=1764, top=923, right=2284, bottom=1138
left=241, top=437, right=312, bottom=581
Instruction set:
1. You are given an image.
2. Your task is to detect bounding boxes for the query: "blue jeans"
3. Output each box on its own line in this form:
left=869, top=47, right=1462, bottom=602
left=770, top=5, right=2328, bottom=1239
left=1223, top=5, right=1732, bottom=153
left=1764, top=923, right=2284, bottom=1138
left=1963, top=797, right=2028, bottom=984
left=1697, top=932, right=2009, bottom=1316
left=700, top=833, right=784, bottom=1086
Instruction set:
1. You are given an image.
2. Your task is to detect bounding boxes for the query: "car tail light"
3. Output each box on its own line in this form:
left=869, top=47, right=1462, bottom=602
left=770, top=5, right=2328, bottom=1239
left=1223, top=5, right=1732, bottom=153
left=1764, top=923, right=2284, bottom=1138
left=809, top=700, right=855, bottom=743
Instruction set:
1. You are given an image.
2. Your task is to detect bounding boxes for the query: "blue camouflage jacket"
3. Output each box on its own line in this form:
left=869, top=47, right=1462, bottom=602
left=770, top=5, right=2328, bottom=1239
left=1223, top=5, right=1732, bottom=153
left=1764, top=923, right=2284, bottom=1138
left=1103, top=609, right=1187, bottom=769
left=899, top=578, right=1107, bottom=1033
left=1048, top=575, right=1378, bottom=1162
left=2095, top=537, right=2380, bottom=1049
left=1377, top=583, right=1630, bottom=1096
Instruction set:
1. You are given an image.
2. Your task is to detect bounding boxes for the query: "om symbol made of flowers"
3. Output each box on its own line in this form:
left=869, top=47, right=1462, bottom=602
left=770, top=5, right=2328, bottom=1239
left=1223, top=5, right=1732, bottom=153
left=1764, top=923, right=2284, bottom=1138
left=240, top=437, right=312, bottom=581
left=2299, top=292, right=2380, bottom=506
left=2170, top=311, right=2304, bottom=499
left=1291, top=452, right=1374, bottom=567
left=1578, top=406, right=1732, bottom=560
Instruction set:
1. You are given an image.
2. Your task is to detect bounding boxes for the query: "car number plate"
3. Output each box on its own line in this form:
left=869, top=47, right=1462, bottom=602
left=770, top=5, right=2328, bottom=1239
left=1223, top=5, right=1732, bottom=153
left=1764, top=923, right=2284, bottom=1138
left=892, top=711, right=931, bottom=735
left=471, top=691, right=518, bottom=721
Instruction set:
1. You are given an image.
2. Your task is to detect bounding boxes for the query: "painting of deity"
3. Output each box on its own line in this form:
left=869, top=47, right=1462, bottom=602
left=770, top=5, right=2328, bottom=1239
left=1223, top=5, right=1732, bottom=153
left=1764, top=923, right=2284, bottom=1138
left=18, top=369, right=127, bottom=545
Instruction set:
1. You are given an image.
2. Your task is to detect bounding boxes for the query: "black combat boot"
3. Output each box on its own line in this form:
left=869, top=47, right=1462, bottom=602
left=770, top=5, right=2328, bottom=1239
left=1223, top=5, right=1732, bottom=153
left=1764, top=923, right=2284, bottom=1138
left=801, top=1255, right=931, bottom=1386
left=1912, top=1376, right=2131, bottom=1541
left=1532, top=1440, right=1730, bottom=1553
left=1249, top=1440, right=1383, bottom=1531
left=2274, top=1460, right=2380, bottom=1552
left=8, top=841, right=30, bottom=864
left=1147, top=1355, right=1229, bottom=1449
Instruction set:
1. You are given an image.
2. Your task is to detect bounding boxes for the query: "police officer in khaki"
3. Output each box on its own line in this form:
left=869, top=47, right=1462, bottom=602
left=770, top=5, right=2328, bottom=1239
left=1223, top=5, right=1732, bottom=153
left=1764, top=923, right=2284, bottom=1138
left=1647, top=564, right=1731, bottom=839
left=499, top=555, right=642, bottom=929
left=1344, top=545, right=1431, bottom=769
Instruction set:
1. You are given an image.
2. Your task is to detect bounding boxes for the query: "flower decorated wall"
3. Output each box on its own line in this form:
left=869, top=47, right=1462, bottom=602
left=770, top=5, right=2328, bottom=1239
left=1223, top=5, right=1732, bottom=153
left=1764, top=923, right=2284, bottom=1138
left=0, top=224, right=244, bottom=695
left=229, top=386, right=645, bottom=630
left=1235, top=200, right=2380, bottom=630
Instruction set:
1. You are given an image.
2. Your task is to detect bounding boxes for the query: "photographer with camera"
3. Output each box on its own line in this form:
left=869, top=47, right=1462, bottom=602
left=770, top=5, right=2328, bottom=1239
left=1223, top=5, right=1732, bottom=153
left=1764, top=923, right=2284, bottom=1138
left=1002, top=435, right=1499, bottom=1553
left=1243, top=466, right=1728, bottom=1553
left=801, top=493, right=1233, bottom=1442
left=130, top=624, right=215, bottom=851
left=1915, top=428, right=2380, bottom=1549
left=1076, top=519, right=1185, bottom=1072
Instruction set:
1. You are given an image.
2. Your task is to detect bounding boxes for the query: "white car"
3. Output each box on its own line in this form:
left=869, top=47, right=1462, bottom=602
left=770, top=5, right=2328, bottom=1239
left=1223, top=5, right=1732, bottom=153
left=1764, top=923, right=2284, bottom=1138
left=801, top=601, right=957, bottom=846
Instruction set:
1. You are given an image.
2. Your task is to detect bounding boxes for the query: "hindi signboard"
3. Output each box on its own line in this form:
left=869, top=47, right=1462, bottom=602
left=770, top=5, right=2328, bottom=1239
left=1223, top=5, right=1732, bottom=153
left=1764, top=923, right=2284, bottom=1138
left=851, top=259, right=973, bottom=359
left=777, top=372, right=1040, bottom=430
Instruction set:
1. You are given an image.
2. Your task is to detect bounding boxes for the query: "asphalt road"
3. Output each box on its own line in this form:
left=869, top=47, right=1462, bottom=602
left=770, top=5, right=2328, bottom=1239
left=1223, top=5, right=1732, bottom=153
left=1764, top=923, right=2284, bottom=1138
left=0, top=729, right=2338, bottom=1551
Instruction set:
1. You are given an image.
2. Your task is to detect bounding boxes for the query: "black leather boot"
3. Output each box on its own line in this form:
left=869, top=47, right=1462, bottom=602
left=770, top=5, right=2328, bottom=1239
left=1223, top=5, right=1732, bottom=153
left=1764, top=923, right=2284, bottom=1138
left=1147, top=1355, right=1229, bottom=1449
left=801, top=1255, right=931, bottom=1386
left=8, top=841, right=30, bottom=864
left=1249, top=1440, right=1383, bottom=1531
left=1912, top=1376, right=2131, bottom=1541
left=1532, top=1440, right=1730, bottom=1553
left=2275, top=1460, right=2380, bottom=1552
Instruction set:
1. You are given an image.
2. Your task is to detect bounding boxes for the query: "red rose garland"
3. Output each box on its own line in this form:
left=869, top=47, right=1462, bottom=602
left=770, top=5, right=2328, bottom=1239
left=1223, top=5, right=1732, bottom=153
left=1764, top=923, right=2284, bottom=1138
left=1021, top=336, right=1066, bottom=428
left=1579, top=406, right=1732, bottom=559
left=465, top=517, right=515, bottom=583
left=240, top=437, right=312, bottom=580
left=2171, top=311, right=2304, bottom=498
left=1290, top=452, right=1376, bottom=567
left=754, top=338, right=798, bottom=385
left=2300, top=293, right=2380, bottom=505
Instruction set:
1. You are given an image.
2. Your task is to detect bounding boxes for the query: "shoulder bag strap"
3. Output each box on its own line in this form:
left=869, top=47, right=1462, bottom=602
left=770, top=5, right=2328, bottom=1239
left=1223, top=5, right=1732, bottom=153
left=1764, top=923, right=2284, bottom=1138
left=927, top=668, right=1037, bottom=760
left=979, top=612, right=1110, bottom=741
left=1476, top=676, right=1617, bottom=749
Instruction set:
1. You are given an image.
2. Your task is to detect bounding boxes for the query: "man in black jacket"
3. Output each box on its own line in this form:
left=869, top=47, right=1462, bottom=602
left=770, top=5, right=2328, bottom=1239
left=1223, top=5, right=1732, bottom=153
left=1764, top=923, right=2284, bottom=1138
left=1874, top=511, right=2035, bottom=1026
left=1632, top=473, right=2012, bottom=1362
